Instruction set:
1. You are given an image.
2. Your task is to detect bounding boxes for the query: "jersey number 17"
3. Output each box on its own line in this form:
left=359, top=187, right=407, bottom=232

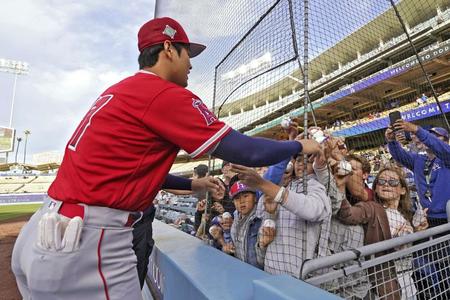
left=68, top=94, right=114, bottom=151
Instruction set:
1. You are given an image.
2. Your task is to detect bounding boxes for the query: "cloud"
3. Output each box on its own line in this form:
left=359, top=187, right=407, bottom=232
left=0, top=0, right=155, bottom=162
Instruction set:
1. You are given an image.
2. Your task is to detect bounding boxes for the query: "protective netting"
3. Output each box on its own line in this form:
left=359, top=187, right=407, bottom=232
left=158, top=0, right=450, bottom=298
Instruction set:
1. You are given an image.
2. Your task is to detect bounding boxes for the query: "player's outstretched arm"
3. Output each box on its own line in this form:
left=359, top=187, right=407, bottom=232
left=212, top=129, right=319, bottom=167
left=162, top=174, right=224, bottom=195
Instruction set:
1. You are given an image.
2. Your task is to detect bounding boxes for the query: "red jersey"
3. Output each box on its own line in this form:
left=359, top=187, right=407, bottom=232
left=48, top=71, right=231, bottom=211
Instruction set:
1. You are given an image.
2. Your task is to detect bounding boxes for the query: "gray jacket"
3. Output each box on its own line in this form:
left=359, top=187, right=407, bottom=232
left=257, top=174, right=331, bottom=278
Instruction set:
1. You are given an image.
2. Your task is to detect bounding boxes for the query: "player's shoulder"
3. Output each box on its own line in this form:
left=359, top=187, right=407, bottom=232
left=157, top=83, right=200, bottom=101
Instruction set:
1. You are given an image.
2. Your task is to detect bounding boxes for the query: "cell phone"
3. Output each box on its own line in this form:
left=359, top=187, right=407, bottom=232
left=389, top=111, right=402, bottom=132
left=389, top=111, right=402, bottom=126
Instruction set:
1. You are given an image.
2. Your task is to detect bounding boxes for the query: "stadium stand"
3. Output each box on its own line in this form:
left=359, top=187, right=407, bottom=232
left=213, top=6, right=450, bottom=138
left=0, top=175, right=55, bottom=194
left=15, top=182, right=53, bottom=194
left=0, top=183, right=25, bottom=194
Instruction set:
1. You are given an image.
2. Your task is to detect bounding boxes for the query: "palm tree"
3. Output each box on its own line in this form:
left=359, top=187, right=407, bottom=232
left=15, top=137, right=22, bottom=164
left=23, top=130, right=31, bottom=164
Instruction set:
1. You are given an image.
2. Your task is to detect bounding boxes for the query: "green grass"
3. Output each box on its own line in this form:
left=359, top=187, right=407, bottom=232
left=0, top=203, right=41, bottom=222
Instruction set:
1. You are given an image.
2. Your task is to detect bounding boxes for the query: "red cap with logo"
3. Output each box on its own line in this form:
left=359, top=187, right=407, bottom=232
left=229, top=181, right=256, bottom=200
left=138, top=17, right=206, bottom=58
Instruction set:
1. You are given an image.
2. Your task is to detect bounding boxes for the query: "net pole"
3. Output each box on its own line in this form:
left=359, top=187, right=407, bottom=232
left=208, top=67, right=219, bottom=178
left=202, top=67, right=220, bottom=242
left=286, top=0, right=317, bottom=127
left=302, top=0, right=310, bottom=194
left=154, top=0, right=161, bottom=18
left=389, top=0, right=450, bottom=131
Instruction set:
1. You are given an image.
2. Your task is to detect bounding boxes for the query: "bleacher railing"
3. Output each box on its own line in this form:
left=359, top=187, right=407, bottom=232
left=300, top=202, right=450, bottom=299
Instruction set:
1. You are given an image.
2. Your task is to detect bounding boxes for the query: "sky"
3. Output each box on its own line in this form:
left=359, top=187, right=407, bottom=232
left=0, top=0, right=389, bottom=163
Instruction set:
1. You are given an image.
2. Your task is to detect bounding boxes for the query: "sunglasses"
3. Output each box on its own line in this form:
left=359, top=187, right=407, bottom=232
left=377, top=178, right=400, bottom=187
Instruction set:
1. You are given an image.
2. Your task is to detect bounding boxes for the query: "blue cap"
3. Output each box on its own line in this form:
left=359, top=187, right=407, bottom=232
left=429, top=127, right=449, bottom=140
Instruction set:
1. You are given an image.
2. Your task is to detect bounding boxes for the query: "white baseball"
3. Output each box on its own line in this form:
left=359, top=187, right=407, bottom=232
left=263, top=219, right=276, bottom=228
left=222, top=212, right=232, bottom=219
left=281, top=118, right=291, bottom=129
left=337, top=160, right=352, bottom=176
left=312, top=129, right=327, bottom=144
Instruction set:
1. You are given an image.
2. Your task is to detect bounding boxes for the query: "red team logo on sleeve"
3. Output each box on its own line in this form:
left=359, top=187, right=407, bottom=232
left=192, top=98, right=217, bottom=126
left=68, top=94, right=114, bottom=151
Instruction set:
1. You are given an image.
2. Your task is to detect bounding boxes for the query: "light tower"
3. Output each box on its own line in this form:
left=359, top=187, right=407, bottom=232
left=23, top=129, right=31, bottom=164
left=0, top=58, right=30, bottom=163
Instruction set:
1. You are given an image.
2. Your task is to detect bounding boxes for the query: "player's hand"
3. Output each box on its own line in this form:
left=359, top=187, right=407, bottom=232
left=192, top=176, right=225, bottom=194
left=296, top=138, right=320, bottom=155
left=385, top=126, right=396, bottom=142
left=259, top=226, right=276, bottom=248
left=393, top=119, right=419, bottom=133
left=229, top=164, right=265, bottom=189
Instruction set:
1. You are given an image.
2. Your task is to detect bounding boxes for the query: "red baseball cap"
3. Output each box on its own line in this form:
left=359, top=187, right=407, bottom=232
left=138, top=17, right=206, bottom=58
left=229, top=181, right=256, bottom=200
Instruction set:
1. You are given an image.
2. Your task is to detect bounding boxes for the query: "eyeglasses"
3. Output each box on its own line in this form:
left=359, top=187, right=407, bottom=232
left=377, top=178, right=400, bottom=187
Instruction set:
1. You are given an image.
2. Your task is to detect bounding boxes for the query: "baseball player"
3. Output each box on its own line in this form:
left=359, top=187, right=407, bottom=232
left=11, top=17, right=320, bottom=300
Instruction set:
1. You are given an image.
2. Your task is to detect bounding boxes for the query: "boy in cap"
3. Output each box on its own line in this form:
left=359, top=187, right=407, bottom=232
left=226, top=181, right=275, bottom=269
left=12, top=16, right=320, bottom=299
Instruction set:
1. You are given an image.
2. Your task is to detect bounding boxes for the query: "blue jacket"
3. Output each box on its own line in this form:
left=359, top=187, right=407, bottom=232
left=231, top=208, right=262, bottom=269
left=388, top=127, right=450, bottom=219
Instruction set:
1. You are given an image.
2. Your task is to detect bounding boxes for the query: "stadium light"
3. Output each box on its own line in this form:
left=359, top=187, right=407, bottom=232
left=0, top=59, right=29, bottom=75
left=23, top=130, right=31, bottom=164
left=0, top=58, right=30, bottom=128
left=221, top=52, right=272, bottom=81
left=15, top=136, right=22, bottom=164
left=0, top=58, right=30, bottom=164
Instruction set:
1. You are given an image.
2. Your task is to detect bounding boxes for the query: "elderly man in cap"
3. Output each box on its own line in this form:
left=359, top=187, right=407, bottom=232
left=386, top=120, right=450, bottom=224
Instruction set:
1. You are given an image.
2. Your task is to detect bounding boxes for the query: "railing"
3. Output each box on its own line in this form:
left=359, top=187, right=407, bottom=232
left=300, top=202, right=450, bottom=299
